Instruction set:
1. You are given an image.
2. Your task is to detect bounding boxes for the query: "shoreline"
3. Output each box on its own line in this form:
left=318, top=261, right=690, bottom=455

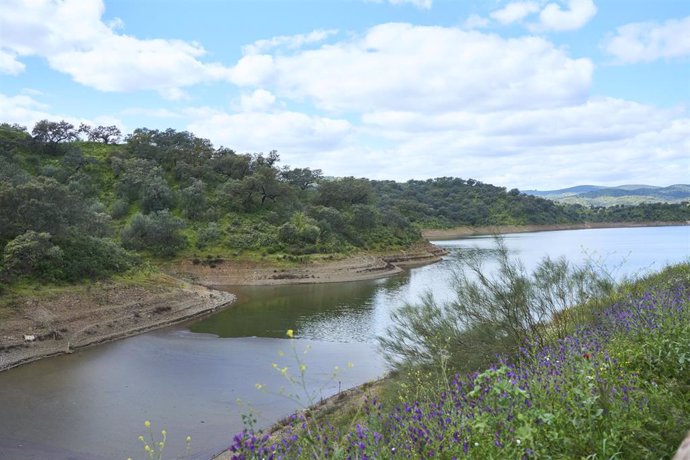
left=168, top=241, right=447, bottom=288
left=2, top=222, right=683, bottom=372
left=422, top=221, right=688, bottom=240
left=0, top=243, right=445, bottom=373
left=0, top=277, right=235, bottom=373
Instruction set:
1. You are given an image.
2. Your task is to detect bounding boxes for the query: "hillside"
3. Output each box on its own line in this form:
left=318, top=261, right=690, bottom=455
left=525, top=184, right=690, bottom=206
left=1, top=121, right=689, bottom=289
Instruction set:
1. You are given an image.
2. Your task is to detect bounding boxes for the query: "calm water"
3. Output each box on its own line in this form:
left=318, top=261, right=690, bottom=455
left=0, top=226, right=688, bottom=459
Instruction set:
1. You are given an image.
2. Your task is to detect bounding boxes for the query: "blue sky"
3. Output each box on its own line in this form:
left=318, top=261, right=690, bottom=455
left=1, top=0, right=688, bottom=189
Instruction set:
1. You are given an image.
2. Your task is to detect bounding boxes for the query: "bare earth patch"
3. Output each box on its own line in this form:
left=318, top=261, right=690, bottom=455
left=0, top=274, right=234, bottom=372
left=169, top=242, right=447, bottom=287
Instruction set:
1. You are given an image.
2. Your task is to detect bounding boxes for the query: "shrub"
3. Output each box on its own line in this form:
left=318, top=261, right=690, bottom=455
left=1, top=231, right=64, bottom=280
left=59, top=236, right=133, bottom=281
left=196, top=222, right=221, bottom=249
left=380, top=237, right=614, bottom=372
left=121, top=211, right=186, bottom=257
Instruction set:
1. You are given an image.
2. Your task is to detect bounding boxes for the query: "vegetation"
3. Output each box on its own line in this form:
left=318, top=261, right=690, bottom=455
left=227, top=255, right=690, bottom=459
left=1, top=120, right=688, bottom=289
left=525, top=184, right=690, bottom=207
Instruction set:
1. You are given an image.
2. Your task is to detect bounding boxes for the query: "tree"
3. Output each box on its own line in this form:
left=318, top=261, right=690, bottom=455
left=278, top=212, right=321, bottom=246
left=121, top=211, right=186, bottom=256
left=140, top=176, right=174, bottom=214
left=0, top=178, right=88, bottom=241
left=31, top=120, right=78, bottom=144
left=179, top=179, right=206, bottom=219
left=2, top=231, right=63, bottom=278
left=315, top=177, right=374, bottom=209
left=87, top=125, right=122, bottom=144
left=280, top=167, right=323, bottom=190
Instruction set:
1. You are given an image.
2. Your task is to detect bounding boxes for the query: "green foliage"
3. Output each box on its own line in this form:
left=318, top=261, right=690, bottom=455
left=380, top=238, right=615, bottom=373
left=58, top=236, right=134, bottom=281
left=316, top=177, right=374, bottom=209
left=1, top=119, right=686, bottom=287
left=1, top=231, right=64, bottom=279
left=0, top=177, right=91, bottom=240
left=278, top=212, right=321, bottom=249
left=121, top=211, right=187, bottom=257
left=196, top=222, right=221, bottom=249
left=139, top=176, right=174, bottom=214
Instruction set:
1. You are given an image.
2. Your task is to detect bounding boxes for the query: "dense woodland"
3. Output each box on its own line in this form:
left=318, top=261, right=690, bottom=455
left=1, top=121, right=688, bottom=286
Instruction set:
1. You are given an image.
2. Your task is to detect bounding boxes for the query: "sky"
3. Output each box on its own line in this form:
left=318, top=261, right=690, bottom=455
left=1, top=0, right=688, bottom=190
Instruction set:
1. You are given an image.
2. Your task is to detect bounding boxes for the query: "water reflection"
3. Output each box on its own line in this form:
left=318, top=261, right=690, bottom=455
left=191, top=275, right=411, bottom=341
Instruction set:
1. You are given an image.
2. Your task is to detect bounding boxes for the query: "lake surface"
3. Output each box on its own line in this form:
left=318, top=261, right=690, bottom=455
left=0, top=226, right=688, bottom=459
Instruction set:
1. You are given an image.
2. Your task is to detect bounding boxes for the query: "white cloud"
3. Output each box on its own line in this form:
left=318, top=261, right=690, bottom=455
left=0, top=49, right=24, bottom=75
left=603, top=16, right=690, bottom=63
left=490, top=1, right=540, bottom=25
left=229, top=23, right=594, bottom=113
left=536, top=0, right=597, bottom=31
left=243, top=30, right=338, bottom=55
left=367, top=0, right=433, bottom=9
left=462, top=14, right=490, bottom=30
left=120, top=108, right=183, bottom=119
left=185, top=108, right=353, bottom=156
left=354, top=98, right=689, bottom=188
left=239, top=89, right=277, bottom=112
left=228, top=55, right=275, bottom=86
left=0, top=91, right=124, bottom=132
left=0, top=0, right=232, bottom=96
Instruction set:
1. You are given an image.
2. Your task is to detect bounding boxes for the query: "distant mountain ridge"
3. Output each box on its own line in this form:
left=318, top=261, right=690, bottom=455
left=523, top=184, right=690, bottom=207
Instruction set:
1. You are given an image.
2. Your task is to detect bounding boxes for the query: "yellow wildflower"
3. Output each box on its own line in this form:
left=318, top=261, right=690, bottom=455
left=286, top=329, right=294, bottom=338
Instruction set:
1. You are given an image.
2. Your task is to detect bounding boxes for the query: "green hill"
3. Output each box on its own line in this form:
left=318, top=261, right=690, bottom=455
left=1, top=121, right=688, bottom=288
left=525, top=184, right=690, bottom=206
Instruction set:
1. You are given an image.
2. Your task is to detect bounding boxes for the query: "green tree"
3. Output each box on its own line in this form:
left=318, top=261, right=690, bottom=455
left=121, top=211, right=187, bottom=256
left=316, top=177, right=374, bottom=209
left=31, top=120, right=78, bottom=144
left=2, top=231, right=63, bottom=279
left=140, top=176, right=174, bottom=214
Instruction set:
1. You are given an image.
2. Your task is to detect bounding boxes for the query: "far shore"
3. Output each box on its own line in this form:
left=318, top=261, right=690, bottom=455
left=167, top=241, right=447, bottom=288
left=422, top=221, right=688, bottom=240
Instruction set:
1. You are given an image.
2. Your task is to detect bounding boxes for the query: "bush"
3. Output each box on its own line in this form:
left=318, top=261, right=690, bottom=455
left=110, top=199, right=130, bottom=219
left=380, top=237, right=614, bottom=372
left=196, top=222, right=221, bottom=248
left=1, top=231, right=64, bottom=280
left=140, top=176, right=174, bottom=214
left=59, top=236, right=133, bottom=281
left=121, top=211, right=186, bottom=257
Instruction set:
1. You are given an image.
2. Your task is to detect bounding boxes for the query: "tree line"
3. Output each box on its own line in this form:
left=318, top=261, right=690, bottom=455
left=1, top=120, right=687, bottom=286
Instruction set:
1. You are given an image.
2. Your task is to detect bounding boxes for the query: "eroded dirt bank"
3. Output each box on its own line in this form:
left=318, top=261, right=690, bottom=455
left=422, top=221, right=688, bottom=240
left=169, top=242, right=447, bottom=288
left=0, top=275, right=235, bottom=372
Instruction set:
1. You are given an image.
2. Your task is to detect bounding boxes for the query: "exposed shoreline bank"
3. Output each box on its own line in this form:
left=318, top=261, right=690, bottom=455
left=168, top=241, right=447, bottom=288
left=0, top=276, right=235, bottom=373
left=422, top=221, right=688, bottom=240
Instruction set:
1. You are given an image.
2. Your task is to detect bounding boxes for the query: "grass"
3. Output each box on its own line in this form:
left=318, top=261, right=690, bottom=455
left=225, top=263, right=690, bottom=459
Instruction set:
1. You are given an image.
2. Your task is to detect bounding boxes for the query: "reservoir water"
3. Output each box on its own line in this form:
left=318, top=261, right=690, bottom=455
left=0, top=226, right=688, bottom=459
